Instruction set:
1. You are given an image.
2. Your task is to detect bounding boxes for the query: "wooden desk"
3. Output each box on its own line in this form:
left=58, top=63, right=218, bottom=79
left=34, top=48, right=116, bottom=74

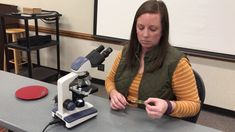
left=0, top=71, right=221, bottom=132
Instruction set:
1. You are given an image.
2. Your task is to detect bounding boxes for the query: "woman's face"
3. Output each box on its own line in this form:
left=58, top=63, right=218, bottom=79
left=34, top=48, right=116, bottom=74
left=136, top=13, right=162, bottom=51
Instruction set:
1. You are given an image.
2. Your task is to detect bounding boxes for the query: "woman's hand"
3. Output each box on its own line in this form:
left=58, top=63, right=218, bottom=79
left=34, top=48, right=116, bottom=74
left=109, top=89, right=128, bottom=110
left=144, top=98, right=169, bottom=119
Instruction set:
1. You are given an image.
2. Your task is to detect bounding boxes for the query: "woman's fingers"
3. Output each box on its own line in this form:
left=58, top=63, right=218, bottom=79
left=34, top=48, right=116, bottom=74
left=110, top=89, right=127, bottom=110
left=111, top=95, right=125, bottom=109
left=145, top=98, right=168, bottom=119
left=145, top=107, right=162, bottom=119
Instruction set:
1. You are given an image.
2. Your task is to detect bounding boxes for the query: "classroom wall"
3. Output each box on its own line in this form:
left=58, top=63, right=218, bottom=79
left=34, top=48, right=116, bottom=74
left=1, top=0, right=235, bottom=111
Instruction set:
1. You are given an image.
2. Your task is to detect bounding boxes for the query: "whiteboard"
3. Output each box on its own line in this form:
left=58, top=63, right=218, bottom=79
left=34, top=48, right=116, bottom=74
left=94, top=0, right=235, bottom=56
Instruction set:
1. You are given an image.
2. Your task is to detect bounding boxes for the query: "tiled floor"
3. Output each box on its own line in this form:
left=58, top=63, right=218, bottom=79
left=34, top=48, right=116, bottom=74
left=197, top=110, right=235, bottom=132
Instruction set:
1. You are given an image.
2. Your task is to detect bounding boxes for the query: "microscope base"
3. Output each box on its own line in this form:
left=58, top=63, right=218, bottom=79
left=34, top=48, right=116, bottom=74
left=52, top=103, right=98, bottom=128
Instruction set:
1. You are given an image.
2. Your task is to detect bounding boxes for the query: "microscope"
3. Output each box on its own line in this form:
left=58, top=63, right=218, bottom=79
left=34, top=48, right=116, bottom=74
left=52, top=45, right=112, bottom=128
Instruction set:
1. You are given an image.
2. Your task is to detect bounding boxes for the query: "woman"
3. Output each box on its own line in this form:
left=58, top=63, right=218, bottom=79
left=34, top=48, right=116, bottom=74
left=105, top=0, right=200, bottom=119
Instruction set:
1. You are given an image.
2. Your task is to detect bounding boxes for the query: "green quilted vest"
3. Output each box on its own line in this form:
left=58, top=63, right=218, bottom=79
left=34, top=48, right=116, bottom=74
left=115, top=45, right=185, bottom=108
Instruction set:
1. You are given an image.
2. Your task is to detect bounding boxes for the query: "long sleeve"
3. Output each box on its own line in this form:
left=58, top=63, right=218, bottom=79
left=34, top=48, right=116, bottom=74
left=170, top=58, right=201, bottom=117
left=105, top=52, right=122, bottom=95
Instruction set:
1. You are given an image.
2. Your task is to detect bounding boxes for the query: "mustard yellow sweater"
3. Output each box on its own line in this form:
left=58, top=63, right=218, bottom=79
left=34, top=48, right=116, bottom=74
left=105, top=52, right=200, bottom=117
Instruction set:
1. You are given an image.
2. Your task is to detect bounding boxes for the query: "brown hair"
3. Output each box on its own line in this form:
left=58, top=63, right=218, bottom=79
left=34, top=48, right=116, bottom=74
left=127, top=0, right=170, bottom=69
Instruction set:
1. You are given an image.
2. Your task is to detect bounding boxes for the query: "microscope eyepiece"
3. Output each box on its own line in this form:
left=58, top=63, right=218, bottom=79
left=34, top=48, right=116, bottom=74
left=95, top=45, right=105, bottom=53
left=101, top=47, right=113, bottom=58
left=84, top=45, right=113, bottom=67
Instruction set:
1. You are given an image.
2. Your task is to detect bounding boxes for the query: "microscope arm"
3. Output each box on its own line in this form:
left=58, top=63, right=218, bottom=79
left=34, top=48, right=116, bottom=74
left=57, top=56, right=92, bottom=115
left=57, top=72, right=78, bottom=114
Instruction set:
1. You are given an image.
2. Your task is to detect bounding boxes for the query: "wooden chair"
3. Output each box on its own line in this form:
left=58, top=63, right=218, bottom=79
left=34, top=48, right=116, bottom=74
left=4, top=28, right=26, bottom=74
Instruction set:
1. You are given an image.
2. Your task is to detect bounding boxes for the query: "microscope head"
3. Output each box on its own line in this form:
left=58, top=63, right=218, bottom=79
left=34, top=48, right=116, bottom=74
left=86, top=45, right=113, bottom=67
left=70, top=45, right=113, bottom=73
left=68, top=45, right=113, bottom=98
